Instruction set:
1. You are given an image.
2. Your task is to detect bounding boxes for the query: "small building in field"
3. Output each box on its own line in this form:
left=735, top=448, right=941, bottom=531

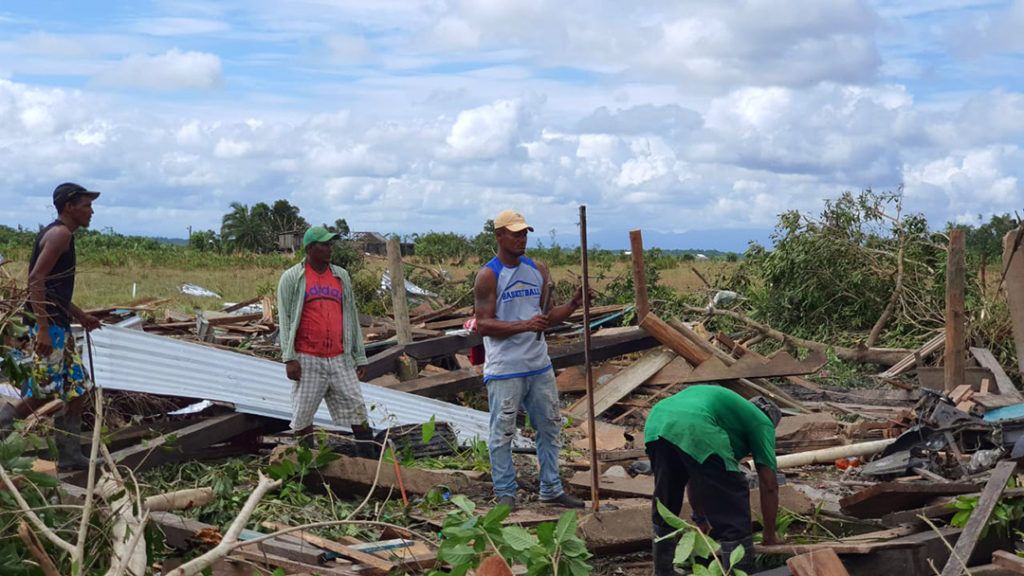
left=353, top=232, right=415, bottom=256
left=278, top=230, right=302, bottom=254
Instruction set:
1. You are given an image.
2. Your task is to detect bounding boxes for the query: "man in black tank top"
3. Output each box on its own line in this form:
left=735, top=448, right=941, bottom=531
left=0, top=183, right=102, bottom=471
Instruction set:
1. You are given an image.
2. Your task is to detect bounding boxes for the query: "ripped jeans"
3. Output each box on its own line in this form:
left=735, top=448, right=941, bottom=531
left=486, top=369, right=565, bottom=500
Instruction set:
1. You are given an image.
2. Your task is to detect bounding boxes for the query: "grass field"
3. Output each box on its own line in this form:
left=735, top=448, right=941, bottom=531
left=3, top=255, right=738, bottom=313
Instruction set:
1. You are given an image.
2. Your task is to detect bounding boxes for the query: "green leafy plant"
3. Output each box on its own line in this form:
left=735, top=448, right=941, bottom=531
left=656, top=500, right=748, bottom=576
left=950, top=494, right=1024, bottom=539
left=428, top=495, right=592, bottom=576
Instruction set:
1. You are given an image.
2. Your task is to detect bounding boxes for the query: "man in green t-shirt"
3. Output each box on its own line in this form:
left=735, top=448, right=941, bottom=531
left=644, top=385, right=783, bottom=575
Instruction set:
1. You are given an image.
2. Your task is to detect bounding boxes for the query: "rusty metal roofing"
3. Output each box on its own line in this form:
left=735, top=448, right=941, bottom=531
left=84, top=326, right=490, bottom=444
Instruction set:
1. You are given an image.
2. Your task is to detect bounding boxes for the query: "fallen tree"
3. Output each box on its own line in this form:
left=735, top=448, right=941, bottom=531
left=684, top=304, right=914, bottom=367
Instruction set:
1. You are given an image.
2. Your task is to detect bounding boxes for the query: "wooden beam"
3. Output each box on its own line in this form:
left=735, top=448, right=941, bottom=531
left=549, top=327, right=659, bottom=368
left=641, top=314, right=805, bottom=411
left=629, top=230, right=649, bottom=321
left=262, top=521, right=393, bottom=576
left=840, top=481, right=978, bottom=519
left=786, top=548, right=851, bottom=576
left=402, top=332, right=482, bottom=360
left=945, top=228, right=967, bottom=392
left=386, top=366, right=482, bottom=398
left=992, top=550, right=1024, bottom=575
left=940, top=460, right=1017, bottom=576
left=68, top=413, right=273, bottom=485
left=387, top=238, right=413, bottom=346
left=566, top=348, right=677, bottom=420
left=970, top=347, right=1024, bottom=401
left=362, top=344, right=405, bottom=381
left=1005, top=228, right=1024, bottom=379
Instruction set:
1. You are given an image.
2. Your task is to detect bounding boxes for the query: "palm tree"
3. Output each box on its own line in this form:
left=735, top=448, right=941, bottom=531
left=221, top=202, right=273, bottom=252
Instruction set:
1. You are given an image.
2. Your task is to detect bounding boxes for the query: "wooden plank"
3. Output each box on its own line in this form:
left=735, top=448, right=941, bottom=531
left=566, top=347, right=676, bottom=420
left=688, top=348, right=827, bottom=381
left=68, top=413, right=273, bottom=485
left=403, top=332, right=482, bottom=360
left=362, top=344, right=405, bottom=380
left=233, top=548, right=356, bottom=576
left=786, top=548, right=850, bottom=576
left=1005, top=228, right=1024, bottom=379
left=876, top=333, right=945, bottom=379
left=664, top=318, right=806, bottom=411
left=882, top=488, right=1024, bottom=527
left=629, top=230, right=650, bottom=321
left=556, top=364, right=620, bottom=393
left=946, top=229, right=967, bottom=392
left=386, top=366, right=483, bottom=398
left=223, top=296, right=260, bottom=313
left=971, top=347, right=1024, bottom=401
left=992, top=550, right=1024, bottom=574
left=548, top=327, right=660, bottom=368
left=840, top=482, right=978, bottom=519
left=940, top=460, right=1017, bottom=576
left=262, top=521, right=394, bottom=576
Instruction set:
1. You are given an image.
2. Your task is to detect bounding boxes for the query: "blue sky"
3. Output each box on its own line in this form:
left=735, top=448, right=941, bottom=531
left=1, top=1, right=1023, bottom=251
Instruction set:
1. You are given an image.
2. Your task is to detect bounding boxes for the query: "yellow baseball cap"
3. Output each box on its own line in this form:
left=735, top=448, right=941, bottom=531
left=494, top=209, right=534, bottom=232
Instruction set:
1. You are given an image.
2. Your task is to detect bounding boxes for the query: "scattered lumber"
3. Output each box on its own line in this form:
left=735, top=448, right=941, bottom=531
left=262, top=521, right=394, bottom=576
left=840, top=481, right=978, bottom=519
left=876, top=333, right=944, bottom=383
left=566, top=347, right=677, bottom=420
left=971, top=347, right=1024, bottom=402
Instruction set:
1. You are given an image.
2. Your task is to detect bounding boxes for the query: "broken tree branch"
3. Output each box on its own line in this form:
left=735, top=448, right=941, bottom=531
left=0, top=462, right=75, bottom=554
left=97, top=473, right=147, bottom=576
left=867, top=232, right=905, bottom=348
left=18, top=521, right=61, bottom=576
left=143, top=488, right=214, bottom=512
left=682, top=305, right=914, bottom=366
left=165, top=471, right=282, bottom=576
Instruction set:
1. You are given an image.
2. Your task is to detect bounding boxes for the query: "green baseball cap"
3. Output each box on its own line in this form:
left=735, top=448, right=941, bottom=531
left=303, top=226, right=339, bottom=249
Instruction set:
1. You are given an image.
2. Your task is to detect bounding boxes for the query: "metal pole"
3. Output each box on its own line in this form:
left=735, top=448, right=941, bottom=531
left=579, top=205, right=600, bottom=513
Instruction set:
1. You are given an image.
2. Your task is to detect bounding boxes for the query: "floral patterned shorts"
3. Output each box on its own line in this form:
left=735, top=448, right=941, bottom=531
left=24, top=324, right=91, bottom=401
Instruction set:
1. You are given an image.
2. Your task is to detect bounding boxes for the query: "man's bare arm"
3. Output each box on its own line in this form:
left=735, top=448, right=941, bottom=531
left=474, top=268, right=547, bottom=337
left=27, top=227, right=72, bottom=354
left=756, top=464, right=781, bottom=545
left=536, top=261, right=586, bottom=325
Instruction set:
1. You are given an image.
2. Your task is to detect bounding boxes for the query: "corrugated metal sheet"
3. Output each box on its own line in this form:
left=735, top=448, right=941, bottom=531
left=84, top=326, right=490, bottom=444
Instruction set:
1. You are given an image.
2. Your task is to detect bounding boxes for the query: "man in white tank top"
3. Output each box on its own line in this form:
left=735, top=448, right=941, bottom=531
left=473, top=209, right=586, bottom=510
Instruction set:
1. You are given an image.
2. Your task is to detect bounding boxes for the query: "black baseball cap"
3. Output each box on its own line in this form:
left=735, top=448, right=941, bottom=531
left=53, top=182, right=100, bottom=212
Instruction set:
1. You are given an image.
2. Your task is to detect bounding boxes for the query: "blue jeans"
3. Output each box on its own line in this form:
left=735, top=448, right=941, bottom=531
left=486, top=368, right=565, bottom=500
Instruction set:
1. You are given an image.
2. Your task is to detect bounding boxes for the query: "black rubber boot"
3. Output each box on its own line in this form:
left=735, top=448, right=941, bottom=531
left=0, top=403, right=18, bottom=435
left=719, top=536, right=755, bottom=573
left=352, top=424, right=378, bottom=459
left=54, top=413, right=94, bottom=471
left=653, top=525, right=681, bottom=576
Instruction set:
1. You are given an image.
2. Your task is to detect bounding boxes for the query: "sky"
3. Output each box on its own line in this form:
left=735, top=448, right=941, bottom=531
left=1, top=1, right=1023, bottom=251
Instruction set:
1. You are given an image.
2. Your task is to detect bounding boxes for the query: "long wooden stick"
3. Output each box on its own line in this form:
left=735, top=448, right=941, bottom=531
left=580, top=206, right=599, bottom=513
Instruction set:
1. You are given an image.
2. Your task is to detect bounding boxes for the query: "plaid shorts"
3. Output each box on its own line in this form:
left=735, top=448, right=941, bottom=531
left=24, top=324, right=91, bottom=401
left=291, top=353, right=367, bottom=430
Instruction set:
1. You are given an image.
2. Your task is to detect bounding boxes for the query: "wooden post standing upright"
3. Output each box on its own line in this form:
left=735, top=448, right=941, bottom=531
left=387, top=238, right=413, bottom=346
left=580, top=206, right=600, bottom=513
left=629, top=230, right=649, bottom=322
left=944, top=229, right=966, bottom=393
left=1004, top=228, right=1024, bottom=378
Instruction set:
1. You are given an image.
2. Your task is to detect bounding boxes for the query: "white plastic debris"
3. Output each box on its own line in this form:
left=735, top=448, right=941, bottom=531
left=179, top=283, right=221, bottom=298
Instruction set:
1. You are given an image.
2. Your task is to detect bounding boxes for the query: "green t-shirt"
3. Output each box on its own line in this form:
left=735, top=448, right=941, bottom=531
left=644, top=385, right=777, bottom=473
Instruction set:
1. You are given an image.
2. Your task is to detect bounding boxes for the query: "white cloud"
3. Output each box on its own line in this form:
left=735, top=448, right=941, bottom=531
left=446, top=99, right=523, bottom=160
left=95, top=49, right=222, bottom=90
